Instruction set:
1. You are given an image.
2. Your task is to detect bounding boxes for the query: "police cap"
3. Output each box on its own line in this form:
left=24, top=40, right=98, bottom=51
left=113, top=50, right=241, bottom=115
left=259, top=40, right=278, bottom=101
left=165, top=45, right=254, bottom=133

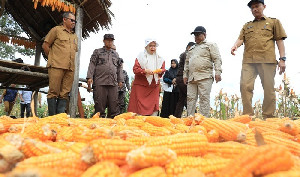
left=191, top=26, right=206, bottom=35
left=103, top=34, right=115, bottom=40
left=248, top=0, right=264, bottom=7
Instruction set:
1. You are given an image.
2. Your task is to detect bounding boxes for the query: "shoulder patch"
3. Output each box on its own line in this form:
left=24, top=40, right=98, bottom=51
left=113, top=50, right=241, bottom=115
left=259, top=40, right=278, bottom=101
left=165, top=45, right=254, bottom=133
left=188, top=45, right=195, bottom=51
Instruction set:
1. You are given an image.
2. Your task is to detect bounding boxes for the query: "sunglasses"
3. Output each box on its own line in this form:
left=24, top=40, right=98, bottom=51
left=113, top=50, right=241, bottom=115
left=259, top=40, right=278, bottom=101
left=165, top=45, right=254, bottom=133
left=65, top=17, right=77, bottom=23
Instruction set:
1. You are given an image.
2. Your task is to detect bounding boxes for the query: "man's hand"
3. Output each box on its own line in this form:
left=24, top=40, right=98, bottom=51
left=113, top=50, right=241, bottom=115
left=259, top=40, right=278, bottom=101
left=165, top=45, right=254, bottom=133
left=278, top=60, right=286, bottom=75
left=87, top=79, right=93, bottom=93
left=183, top=77, right=188, bottom=85
left=172, top=78, right=176, bottom=85
left=144, top=69, right=153, bottom=75
left=119, top=82, right=123, bottom=88
left=231, top=45, right=238, bottom=55
left=215, top=75, right=222, bottom=83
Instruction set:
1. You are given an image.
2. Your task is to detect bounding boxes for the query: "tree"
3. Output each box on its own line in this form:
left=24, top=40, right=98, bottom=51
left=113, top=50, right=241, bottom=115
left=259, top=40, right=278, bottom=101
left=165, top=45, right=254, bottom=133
left=0, top=11, right=35, bottom=60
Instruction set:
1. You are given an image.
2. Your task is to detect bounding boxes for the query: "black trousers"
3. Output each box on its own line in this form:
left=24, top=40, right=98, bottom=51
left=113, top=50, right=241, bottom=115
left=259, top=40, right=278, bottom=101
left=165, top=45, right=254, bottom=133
left=160, top=91, right=179, bottom=118
left=20, top=103, right=31, bottom=118
left=174, top=81, right=187, bottom=118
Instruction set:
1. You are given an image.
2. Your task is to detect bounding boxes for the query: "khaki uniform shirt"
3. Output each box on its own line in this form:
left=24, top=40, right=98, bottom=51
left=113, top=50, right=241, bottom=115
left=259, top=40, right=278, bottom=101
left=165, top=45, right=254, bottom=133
left=183, top=40, right=222, bottom=82
left=44, top=26, right=78, bottom=70
left=238, top=16, right=287, bottom=63
left=86, top=47, right=123, bottom=86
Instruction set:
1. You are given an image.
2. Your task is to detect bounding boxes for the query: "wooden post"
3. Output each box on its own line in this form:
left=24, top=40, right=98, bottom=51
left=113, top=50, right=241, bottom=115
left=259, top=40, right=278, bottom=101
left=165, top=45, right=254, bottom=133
left=69, top=8, right=83, bottom=118
left=33, top=41, right=42, bottom=116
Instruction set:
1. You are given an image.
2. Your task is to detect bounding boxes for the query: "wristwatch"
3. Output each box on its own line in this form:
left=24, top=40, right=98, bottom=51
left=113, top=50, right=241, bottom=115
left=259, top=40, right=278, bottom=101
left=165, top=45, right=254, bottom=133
left=279, top=57, right=286, bottom=61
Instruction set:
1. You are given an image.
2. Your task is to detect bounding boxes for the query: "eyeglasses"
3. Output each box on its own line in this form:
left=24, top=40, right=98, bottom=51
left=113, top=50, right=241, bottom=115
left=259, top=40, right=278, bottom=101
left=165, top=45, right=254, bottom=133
left=65, top=17, right=77, bottom=23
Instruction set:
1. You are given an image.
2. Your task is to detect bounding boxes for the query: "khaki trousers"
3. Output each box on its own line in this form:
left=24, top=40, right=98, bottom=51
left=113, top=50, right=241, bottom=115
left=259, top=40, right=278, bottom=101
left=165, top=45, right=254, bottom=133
left=240, top=63, right=277, bottom=118
left=47, top=67, right=74, bottom=99
left=4, top=101, right=14, bottom=115
left=187, top=78, right=213, bottom=117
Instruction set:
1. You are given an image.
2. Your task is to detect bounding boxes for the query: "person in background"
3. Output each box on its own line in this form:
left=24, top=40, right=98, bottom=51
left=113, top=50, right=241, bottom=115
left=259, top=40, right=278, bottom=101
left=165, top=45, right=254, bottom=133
left=183, top=26, right=222, bottom=117
left=160, top=59, right=179, bottom=118
left=19, top=86, right=32, bottom=118
left=127, top=39, right=165, bottom=116
left=174, top=42, right=195, bottom=118
left=231, top=0, right=287, bottom=119
left=42, top=12, right=78, bottom=116
left=86, top=34, right=123, bottom=118
left=118, top=59, right=131, bottom=114
left=0, top=84, right=18, bottom=116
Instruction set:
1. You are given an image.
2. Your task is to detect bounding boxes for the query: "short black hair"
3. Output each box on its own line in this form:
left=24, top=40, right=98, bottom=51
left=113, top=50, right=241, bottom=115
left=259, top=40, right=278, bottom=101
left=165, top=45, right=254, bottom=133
left=62, top=12, right=75, bottom=19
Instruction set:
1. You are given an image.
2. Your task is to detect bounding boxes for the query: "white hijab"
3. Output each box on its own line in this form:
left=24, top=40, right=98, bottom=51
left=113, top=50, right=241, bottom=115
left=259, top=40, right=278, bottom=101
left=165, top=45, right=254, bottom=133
left=137, top=39, right=164, bottom=85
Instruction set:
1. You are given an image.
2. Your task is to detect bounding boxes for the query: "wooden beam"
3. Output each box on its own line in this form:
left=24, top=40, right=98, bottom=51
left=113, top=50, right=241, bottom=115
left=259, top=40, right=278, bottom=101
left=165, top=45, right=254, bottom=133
left=2, top=73, right=19, bottom=86
left=69, top=7, right=83, bottom=118
left=79, top=0, right=89, bottom=7
left=44, top=7, right=59, bottom=25
left=0, top=66, right=48, bottom=78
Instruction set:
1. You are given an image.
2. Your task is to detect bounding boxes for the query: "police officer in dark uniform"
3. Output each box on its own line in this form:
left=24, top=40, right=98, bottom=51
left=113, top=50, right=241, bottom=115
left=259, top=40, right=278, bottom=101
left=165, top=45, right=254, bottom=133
left=118, top=59, right=131, bottom=114
left=86, top=34, right=123, bottom=118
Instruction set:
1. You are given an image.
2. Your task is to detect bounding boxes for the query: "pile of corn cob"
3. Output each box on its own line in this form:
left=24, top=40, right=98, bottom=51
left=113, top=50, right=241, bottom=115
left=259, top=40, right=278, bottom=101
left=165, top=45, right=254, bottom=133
left=0, top=113, right=300, bottom=177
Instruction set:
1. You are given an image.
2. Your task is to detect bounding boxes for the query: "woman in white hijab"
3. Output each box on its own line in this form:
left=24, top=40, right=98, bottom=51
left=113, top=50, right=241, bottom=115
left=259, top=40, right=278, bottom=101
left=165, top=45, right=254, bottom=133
left=127, top=39, right=165, bottom=116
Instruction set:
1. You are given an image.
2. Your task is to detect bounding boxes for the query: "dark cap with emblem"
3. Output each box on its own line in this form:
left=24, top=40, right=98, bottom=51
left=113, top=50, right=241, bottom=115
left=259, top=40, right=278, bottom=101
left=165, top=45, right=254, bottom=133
left=103, top=34, right=115, bottom=40
left=248, top=0, right=264, bottom=7
left=191, top=26, right=206, bottom=35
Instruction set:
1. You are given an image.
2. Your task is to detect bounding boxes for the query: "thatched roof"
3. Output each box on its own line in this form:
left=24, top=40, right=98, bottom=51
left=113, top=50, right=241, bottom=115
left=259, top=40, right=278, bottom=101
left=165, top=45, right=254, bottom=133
left=4, top=0, right=113, bottom=41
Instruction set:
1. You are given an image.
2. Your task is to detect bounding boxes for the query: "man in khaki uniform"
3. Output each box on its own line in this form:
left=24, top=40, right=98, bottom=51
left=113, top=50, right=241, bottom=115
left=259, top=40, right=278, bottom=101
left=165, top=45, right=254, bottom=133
left=183, top=26, right=222, bottom=117
left=42, top=12, right=78, bottom=116
left=86, top=34, right=123, bottom=118
left=231, top=0, right=287, bottom=118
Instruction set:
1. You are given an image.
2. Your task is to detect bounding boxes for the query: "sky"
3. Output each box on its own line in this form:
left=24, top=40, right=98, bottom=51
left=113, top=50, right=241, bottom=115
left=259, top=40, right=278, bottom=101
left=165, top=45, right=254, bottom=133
left=23, top=0, right=300, bottom=107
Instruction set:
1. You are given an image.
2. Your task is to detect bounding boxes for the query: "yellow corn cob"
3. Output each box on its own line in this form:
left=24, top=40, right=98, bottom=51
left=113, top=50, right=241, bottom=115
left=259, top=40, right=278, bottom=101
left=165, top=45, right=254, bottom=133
left=146, top=133, right=208, bottom=156
left=126, top=146, right=177, bottom=168
left=0, top=144, right=24, bottom=164
left=115, top=129, right=149, bottom=140
left=182, top=117, right=193, bottom=126
left=72, top=126, right=113, bottom=142
left=249, top=121, right=280, bottom=131
left=169, top=115, right=184, bottom=124
left=200, top=118, right=247, bottom=142
left=264, top=170, right=300, bottom=177
left=46, top=141, right=71, bottom=151
left=261, top=129, right=294, bottom=140
left=207, top=141, right=254, bottom=159
left=207, top=129, right=220, bottom=142
left=279, top=120, right=299, bottom=136
left=56, top=126, right=74, bottom=142
left=165, top=156, right=231, bottom=176
left=68, top=142, right=88, bottom=154
left=216, top=144, right=294, bottom=177
left=89, top=139, right=137, bottom=165
left=177, top=169, right=205, bottom=177
left=81, top=161, right=121, bottom=177
left=227, top=115, right=252, bottom=124
left=127, top=136, right=151, bottom=146
left=291, top=155, right=300, bottom=170
left=140, top=123, right=171, bottom=136
left=16, top=151, right=90, bottom=177
left=145, top=116, right=173, bottom=127
left=23, top=123, right=57, bottom=141
left=128, top=166, right=166, bottom=177
left=174, top=124, right=190, bottom=133
left=125, top=119, right=145, bottom=127
left=41, top=113, right=70, bottom=126
left=188, top=125, right=207, bottom=135
left=263, top=135, right=300, bottom=155
left=6, top=167, right=64, bottom=177
left=115, top=117, right=126, bottom=125
left=111, top=125, right=140, bottom=134
left=164, top=126, right=182, bottom=134
left=114, top=112, right=136, bottom=120
left=21, top=138, right=61, bottom=158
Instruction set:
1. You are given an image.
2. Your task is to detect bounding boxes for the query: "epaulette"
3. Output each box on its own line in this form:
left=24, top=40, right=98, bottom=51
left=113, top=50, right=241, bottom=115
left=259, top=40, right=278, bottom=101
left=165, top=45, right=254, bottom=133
left=269, top=17, right=276, bottom=19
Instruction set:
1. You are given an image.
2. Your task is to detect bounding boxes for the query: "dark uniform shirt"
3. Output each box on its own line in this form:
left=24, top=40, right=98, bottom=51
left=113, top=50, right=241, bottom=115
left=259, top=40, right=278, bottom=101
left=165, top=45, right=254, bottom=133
left=238, top=16, right=287, bottom=63
left=119, top=70, right=131, bottom=92
left=44, top=26, right=78, bottom=71
left=86, top=47, right=123, bottom=86
left=177, top=52, right=187, bottom=78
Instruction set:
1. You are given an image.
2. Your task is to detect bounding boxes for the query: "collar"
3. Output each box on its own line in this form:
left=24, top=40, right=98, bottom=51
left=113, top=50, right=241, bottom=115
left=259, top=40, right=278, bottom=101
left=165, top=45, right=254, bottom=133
left=196, top=39, right=207, bottom=45
left=253, top=15, right=267, bottom=22
left=102, top=46, right=114, bottom=53
left=61, top=25, right=75, bottom=34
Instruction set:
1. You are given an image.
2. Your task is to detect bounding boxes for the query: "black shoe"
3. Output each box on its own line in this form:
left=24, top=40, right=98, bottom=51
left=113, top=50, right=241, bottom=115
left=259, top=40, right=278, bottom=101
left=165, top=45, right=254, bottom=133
left=47, top=98, right=57, bottom=116
left=56, top=98, right=67, bottom=114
